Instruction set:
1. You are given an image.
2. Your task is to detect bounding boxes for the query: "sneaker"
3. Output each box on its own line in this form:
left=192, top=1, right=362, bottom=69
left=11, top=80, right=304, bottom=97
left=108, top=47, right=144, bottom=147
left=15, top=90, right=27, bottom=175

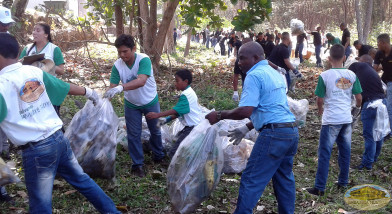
left=355, top=164, right=371, bottom=171
left=131, top=166, right=146, bottom=178
left=306, top=187, right=324, bottom=196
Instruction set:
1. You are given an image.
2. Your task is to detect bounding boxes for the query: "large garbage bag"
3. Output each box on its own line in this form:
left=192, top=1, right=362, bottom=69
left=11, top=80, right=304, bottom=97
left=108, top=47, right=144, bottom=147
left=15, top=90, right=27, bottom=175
left=287, top=96, right=309, bottom=128
left=222, top=139, right=254, bottom=174
left=0, top=158, right=20, bottom=186
left=367, top=99, right=391, bottom=141
left=167, top=120, right=224, bottom=214
left=290, top=19, right=304, bottom=36
left=65, top=99, right=119, bottom=179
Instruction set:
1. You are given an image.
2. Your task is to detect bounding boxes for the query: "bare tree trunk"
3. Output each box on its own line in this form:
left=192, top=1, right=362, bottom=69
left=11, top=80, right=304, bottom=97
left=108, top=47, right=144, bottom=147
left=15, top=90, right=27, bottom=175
left=163, top=2, right=175, bottom=54
left=11, top=0, right=28, bottom=21
left=137, top=2, right=144, bottom=51
left=138, top=0, right=149, bottom=52
left=184, top=28, right=192, bottom=57
left=114, top=0, right=124, bottom=36
left=150, top=0, right=180, bottom=71
left=342, top=0, right=348, bottom=24
left=129, top=0, right=135, bottom=35
left=148, top=0, right=157, bottom=43
left=362, top=0, right=373, bottom=44
left=355, top=0, right=364, bottom=43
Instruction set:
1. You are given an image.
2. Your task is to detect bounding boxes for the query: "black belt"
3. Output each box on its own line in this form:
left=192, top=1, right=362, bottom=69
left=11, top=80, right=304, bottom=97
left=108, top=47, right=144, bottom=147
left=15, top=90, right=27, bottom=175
left=259, top=122, right=297, bottom=132
left=18, top=141, right=40, bottom=150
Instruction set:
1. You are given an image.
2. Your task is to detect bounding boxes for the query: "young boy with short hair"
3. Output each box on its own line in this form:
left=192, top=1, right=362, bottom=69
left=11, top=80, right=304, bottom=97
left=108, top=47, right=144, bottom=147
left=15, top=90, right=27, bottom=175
left=307, top=44, right=362, bottom=196
left=146, top=69, right=201, bottom=157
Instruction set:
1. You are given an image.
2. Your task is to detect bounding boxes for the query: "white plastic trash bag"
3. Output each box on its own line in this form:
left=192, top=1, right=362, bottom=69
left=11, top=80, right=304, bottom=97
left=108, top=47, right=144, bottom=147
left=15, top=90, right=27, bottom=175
left=65, top=99, right=119, bottom=179
left=367, top=99, right=391, bottom=141
left=0, top=158, right=20, bottom=186
left=222, top=139, right=254, bottom=174
left=290, top=19, right=304, bottom=36
left=167, top=120, right=224, bottom=214
left=287, top=96, right=309, bottom=128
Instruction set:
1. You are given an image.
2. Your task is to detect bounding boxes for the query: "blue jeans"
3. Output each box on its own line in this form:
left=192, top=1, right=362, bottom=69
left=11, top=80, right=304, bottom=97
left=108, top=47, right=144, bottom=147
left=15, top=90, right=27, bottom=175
left=345, top=46, right=352, bottom=60
left=295, top=43, right=304, bottom=63
left=22, top=130, right=120, bottom=214
left=206, top=36, right=210, bottom=49
left=386, top=82, right=392, bottom=131
left=361, top=99, right=386, bottom=168
left=314, top=124, right=352, bottom=191
left=234, top=127, right=299, bottom=214
left=124, top=102, right=164, bottom=168
left=315, top=45, right=322, bottom=65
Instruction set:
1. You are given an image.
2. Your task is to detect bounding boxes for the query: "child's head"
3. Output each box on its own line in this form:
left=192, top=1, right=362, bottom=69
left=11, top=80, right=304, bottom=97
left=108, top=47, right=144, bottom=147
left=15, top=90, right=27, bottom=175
left=175, top=69, right=192, bottom=91
left=0, top=33, right=19, bottom=59
left=329, top=44, right=345, bottom=62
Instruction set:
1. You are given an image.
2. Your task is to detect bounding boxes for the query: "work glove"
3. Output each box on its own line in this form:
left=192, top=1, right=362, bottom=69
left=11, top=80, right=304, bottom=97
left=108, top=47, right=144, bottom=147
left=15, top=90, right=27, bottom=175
left=292, top=69, right=303, bottom=79
left=228, top=125, right=250, bottom=145
left=232, top=91, right=239, bottom=102
left=84, top=87, right=100, bottom=105
left=157, top=116, right=171, bottom=127
left=103, top=85, right=123, bottom=99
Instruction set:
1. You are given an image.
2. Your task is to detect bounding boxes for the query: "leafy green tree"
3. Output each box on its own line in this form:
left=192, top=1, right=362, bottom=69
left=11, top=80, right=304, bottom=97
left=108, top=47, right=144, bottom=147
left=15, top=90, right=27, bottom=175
left=231, top=0, right=272, bottom=32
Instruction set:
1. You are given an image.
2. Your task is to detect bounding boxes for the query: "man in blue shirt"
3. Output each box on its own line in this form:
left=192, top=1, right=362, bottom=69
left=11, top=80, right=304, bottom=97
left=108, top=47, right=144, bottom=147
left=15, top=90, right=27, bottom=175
left=206, top=41, right=299, bottom=214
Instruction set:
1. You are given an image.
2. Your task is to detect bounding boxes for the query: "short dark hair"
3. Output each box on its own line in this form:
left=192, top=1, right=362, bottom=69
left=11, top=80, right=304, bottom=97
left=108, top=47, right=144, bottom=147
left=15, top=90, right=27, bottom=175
left=114, top=34, right=135, bottom=49
left=281, top=32, right=290, bottom=40
left=175, top=69, right=192, bottom=85
left=377, top=34, right=390, bottom=44
left=0, top=33, right=19, bottom=59
left=258, top=32, right=263, bottom=36
left=329, top=44, right=345, bottom=61
left=353, top=40, right=361, bottom=46
left=267, top=34, right=274, bottom=40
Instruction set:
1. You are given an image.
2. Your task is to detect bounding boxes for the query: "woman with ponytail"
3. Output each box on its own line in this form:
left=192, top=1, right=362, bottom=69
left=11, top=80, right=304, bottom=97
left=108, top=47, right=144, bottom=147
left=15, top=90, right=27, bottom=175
left=19, top=22, right=65, bottom=75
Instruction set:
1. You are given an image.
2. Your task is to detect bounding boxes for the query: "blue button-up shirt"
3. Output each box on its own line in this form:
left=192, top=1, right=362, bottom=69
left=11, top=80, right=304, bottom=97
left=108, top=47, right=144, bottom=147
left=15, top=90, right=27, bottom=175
left=239, top=60, right=295, bottom=130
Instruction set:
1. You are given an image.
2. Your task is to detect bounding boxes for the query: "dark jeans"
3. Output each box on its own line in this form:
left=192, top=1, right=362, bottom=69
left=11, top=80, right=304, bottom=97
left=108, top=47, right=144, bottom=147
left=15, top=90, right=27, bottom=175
left=234, top=127, right=299, bottom=214
left=295, top=43, right=304, bottom=63
left=22, top=130, right=120, bottom=214
left=168, top=126, right=194, bottom=158
left=220, top=43, right=226, bottom=56
left=315, top=45, right=322, bottom=65
left=314, top=124, right=352, bottom=191
left=360, top=99, right=386, bottom=168
left=124, top=102, right=165, bottom=168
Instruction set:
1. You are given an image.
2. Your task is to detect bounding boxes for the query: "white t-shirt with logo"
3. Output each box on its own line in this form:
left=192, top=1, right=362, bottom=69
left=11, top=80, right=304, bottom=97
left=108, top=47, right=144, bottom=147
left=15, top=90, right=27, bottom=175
left=315, top=68, right=362, bottom=125
left=0, top=63, right=70, bottom=145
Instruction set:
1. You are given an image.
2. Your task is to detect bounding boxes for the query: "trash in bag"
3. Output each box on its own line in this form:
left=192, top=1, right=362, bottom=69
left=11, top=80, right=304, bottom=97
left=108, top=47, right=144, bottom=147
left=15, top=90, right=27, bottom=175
left=167, top=120, right=224, bottom=214
left=287, top=96, right=309, bottom=128
left=0, top=158, right=20, bottom=186
left=222, top=139, right=254, bottom=174
left=367, top=99, right=391, bottom=141
left=65, top=99, right=119, bottom=179
left=290, top=19, right=304, bottom=36
left=117, top=117, right=128, bottom=151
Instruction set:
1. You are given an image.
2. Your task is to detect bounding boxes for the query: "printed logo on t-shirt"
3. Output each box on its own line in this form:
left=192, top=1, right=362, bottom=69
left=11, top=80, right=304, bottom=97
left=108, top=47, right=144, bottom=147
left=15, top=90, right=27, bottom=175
left=126, top=75, right=137, bottom=83
left=335, top=77, right=352, bottom=89
left=19, top=78, right=45, bottom=103
left=5, top=11, right=10, bottom=16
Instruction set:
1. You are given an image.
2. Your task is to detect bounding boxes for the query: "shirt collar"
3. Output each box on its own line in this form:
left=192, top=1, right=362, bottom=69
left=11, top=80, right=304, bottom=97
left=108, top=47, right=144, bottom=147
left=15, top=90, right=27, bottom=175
left=0, top=62, right=22, bottom=75
left=247, top=60, right=268, bottom=74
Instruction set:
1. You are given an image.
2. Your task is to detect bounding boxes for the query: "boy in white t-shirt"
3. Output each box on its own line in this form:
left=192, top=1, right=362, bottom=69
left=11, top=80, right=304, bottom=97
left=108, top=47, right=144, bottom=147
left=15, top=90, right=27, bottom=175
left=307, top=44, right=362, bottom=196
left=146, top=69, right=201, bottom=158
